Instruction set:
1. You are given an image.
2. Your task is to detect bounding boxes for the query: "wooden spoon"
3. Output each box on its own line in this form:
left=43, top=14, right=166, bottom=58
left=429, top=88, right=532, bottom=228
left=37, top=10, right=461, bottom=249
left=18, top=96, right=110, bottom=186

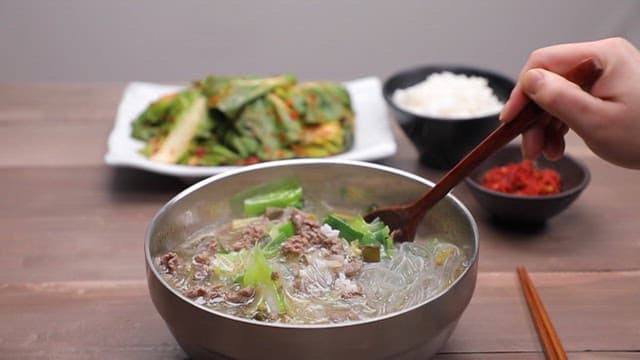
left=364, top=58, right=603, bottom=242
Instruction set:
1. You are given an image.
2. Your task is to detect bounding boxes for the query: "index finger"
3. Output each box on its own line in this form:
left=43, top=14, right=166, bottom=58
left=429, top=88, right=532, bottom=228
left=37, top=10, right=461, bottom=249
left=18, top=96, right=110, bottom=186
left=500, top=40, right=608, bottom=122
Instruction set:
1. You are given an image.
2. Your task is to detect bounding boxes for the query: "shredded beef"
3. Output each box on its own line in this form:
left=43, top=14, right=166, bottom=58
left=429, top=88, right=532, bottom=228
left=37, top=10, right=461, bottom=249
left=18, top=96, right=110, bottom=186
left=291, top=209, right=325, bottom=244
left=322, top=237, right=344, bottom=255
left=184, top=284, right=225, bottom=299
left=225, top=286, right=255, bottom=303
left=264, top=207, right=285, bottom=220
left=271, top=271, right=280, bottom=281
left=207, top=239, right=218, bottom=253
left=193, top=252, right=210, bottom=265
left=342, top=259, right=363, bottom=277
left=288, top=209, right=343, bottom=255
left=327, top=310, right=359, bottom=323
left=340, top=287, right=364, bottom=299
left=184, top=286, right=209, bottom=299
left=192, top=264, right=211, bottom=281
left=159, top=252, right=179, bottom=274
left=231, top=222, right=266, bottom=251
left=282, top=235, right=310, bottom=256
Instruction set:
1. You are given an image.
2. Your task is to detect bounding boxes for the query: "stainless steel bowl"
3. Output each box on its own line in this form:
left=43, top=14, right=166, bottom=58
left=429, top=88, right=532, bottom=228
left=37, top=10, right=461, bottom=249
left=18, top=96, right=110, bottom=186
left=145, top=159, right=479, bottom=360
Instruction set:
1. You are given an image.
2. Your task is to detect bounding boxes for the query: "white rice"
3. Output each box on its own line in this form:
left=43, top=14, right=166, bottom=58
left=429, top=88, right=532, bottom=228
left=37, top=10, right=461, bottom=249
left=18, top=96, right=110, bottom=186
left=392, top=71, right=503, bottom=119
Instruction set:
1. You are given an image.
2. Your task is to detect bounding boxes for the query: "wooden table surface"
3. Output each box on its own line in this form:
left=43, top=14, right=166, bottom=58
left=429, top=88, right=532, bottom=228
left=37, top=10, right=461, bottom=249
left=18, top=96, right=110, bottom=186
left=1, top=83, right=639, bottom=359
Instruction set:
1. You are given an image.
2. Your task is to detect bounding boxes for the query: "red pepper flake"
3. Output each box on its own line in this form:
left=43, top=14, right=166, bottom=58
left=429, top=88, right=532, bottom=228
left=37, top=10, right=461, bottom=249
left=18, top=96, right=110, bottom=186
left=289, top=109, right=299, bottom=120
left=159, top=92, right=177, bottom=102
left=208, top=95, right=220, bottom=106
left=292, top=146, right=305, bottom=157
left=194, top=146, right=206, bottom=158
left=242, top=155, right=260, bottom=165
left=481, top=160, right=562, bottom=196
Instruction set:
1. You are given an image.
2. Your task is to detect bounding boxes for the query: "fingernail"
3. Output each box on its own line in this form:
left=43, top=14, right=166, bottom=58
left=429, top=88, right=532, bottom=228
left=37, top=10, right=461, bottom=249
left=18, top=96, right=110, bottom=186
left=498, top=105, right=507, bottom=121
left=498, top=87, right=517, bottom=122
left=522, top=69, right=544, bottom=95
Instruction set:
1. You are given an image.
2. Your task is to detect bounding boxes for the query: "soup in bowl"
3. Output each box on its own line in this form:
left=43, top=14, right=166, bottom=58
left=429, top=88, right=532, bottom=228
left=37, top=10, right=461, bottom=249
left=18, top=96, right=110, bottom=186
left=145, top=159, right=478, bottom=359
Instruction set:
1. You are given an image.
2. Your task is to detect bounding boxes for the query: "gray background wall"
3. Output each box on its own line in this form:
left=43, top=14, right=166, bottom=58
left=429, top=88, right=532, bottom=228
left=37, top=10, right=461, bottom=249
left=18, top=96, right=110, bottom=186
left=2, top=0, right=639, bottom=83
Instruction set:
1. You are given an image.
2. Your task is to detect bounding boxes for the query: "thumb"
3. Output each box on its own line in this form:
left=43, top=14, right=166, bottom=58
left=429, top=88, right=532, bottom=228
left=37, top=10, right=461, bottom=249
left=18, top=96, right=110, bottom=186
left=520, top=68, right=605, bottom=135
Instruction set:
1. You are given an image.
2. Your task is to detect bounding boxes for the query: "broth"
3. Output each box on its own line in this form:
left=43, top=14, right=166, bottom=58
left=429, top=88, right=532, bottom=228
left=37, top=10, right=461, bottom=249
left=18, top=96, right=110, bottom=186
left=156, top=194, right=467, bottom=325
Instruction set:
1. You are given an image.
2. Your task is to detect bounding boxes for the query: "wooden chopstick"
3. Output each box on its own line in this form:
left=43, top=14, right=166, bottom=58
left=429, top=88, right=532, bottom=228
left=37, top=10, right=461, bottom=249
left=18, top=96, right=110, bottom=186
left=516, top=266, right=567, bottom=360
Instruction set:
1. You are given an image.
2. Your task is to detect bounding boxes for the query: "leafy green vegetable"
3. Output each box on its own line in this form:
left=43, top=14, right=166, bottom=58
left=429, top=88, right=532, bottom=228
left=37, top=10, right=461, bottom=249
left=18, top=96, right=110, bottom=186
left=295, top=121, right=349, bottom=158
left=241, top=246, right=287, bottom=313
left=267, top=93, right=302, bottom=143
left=132, top=73, right=354, bottom=166
left=132, top=89, right=211, bottom=164
left=224, top=130, right=260, bottom=158
left=131, top=93, right=176, bottom=141
left=235, top=97, right=282, bottom=159
left=298, top=82, right=352, bottom=125
left=212, top=75, right=296, bottom=119
left=264, top=221, right=295, bottom=257
left=192, top=143, right=240, bottom=166
left=324, top=214, right=394, bottom=257
left=231, top=177, right=303, bottom=216
left=324, top=214, right=363, bottom=242
left=211, top=249, right=250, bottom=282
left=243, top=187, right=303, bottom=217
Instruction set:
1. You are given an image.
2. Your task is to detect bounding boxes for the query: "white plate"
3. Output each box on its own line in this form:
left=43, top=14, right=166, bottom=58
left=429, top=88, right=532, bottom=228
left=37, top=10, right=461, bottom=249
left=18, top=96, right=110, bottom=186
left=104, top=77, right=397, bottom=178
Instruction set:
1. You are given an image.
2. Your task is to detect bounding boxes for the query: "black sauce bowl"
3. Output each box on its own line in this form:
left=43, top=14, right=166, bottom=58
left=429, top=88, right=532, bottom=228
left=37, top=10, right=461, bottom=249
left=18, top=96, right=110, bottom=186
left=465, top=145, right=590, bottom=225
left=383, top=65, right=515, bottom=170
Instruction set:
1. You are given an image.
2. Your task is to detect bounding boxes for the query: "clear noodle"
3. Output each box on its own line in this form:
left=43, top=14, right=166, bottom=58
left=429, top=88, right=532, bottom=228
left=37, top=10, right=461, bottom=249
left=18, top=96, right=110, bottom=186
left=156, top=208, right=467, bottom=325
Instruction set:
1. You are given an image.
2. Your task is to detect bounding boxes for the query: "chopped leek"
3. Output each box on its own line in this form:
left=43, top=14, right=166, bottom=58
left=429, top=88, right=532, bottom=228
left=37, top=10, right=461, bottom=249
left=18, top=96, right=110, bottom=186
left=362, top=244, right=381, bottom=263
left=264, top=221, right=295, bottom=257
left=211, top=249, right=250, bottom=282
left=241, top=246, right=287, bottom=313
left=324, top=214, right=363, bottom=242
left=149, top=90, right=209, bottom=164
left=324, top=214, right=394, bottom=257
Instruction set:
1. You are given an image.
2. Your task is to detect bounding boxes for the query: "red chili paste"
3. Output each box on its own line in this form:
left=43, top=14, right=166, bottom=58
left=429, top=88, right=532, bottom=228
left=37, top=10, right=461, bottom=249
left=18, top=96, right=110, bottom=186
left=481, top=160, right=562, bottom=196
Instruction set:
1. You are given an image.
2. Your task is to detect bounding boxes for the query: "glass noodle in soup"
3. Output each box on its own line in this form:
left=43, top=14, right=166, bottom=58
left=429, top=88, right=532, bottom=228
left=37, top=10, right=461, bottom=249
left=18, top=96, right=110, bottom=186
left=155, top=178, right=468, bottom=324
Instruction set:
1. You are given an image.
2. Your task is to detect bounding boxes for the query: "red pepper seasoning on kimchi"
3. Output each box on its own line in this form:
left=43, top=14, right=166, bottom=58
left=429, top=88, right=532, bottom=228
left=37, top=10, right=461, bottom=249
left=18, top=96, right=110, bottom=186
left=481, top=160, right=562, bottom=196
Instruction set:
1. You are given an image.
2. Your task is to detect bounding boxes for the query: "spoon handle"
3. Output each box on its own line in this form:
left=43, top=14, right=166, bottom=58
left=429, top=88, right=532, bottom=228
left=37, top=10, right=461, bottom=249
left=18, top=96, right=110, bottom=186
left=411, top=57, right=604, bottom=217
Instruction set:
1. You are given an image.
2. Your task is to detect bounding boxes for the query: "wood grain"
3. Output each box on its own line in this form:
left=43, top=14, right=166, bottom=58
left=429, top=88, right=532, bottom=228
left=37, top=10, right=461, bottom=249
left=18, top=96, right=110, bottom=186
left=0, top=280, right=184, bottom=359
left=0, top=84, right=123, bottom=167
left=1, top=273, right=638, bottom=358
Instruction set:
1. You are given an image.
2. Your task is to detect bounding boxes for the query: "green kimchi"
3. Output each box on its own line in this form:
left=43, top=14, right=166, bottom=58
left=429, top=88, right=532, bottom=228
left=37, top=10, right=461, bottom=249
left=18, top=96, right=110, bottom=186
left=131, top=74, right=355, bottom=166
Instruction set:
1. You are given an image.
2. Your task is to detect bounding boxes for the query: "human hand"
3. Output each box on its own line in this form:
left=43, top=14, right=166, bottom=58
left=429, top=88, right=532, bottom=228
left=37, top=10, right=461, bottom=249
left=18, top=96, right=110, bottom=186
left=500, top=37, right=640, bottom=169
